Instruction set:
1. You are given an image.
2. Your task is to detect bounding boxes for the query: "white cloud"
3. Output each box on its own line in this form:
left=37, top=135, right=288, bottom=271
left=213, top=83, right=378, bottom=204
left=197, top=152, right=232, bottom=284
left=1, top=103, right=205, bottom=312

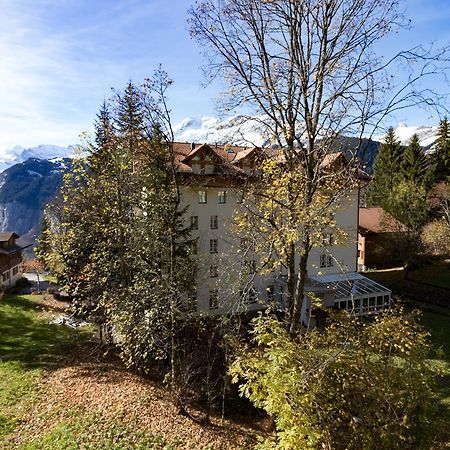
left=0, top=0, right=144, bottom=150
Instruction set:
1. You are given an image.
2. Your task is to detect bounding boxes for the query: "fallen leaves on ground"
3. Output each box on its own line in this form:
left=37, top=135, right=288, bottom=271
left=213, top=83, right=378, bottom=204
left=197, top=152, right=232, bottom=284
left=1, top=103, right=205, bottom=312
left=8, top=296, right=261, bottom=449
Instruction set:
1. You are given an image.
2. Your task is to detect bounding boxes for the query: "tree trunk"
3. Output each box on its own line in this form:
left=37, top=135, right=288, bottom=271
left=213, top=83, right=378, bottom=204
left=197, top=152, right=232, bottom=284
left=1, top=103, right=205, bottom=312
left=289, top=237, right=310, bottom=335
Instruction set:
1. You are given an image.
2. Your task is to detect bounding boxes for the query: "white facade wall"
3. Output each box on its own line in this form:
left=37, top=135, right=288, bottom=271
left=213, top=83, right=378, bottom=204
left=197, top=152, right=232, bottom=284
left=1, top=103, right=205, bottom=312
left=306, top=191, right=359, bottom=276
left=180, top=184, right=360, bottom=315
left=181, top=185, right=270, bottom=314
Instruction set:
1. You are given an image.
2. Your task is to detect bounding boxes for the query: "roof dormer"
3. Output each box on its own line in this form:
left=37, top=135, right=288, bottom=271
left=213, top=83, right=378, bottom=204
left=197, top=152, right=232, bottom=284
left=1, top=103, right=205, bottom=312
left=232, top=147, right=265, bottom=174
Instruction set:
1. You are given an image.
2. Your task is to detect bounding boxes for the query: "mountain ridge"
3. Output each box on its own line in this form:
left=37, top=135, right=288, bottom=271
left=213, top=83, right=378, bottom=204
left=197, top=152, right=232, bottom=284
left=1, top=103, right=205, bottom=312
left=0, top=118, right=440, bottom=241
left=1, top=119, right=439, bottom=173
left=0, top=144, right=78, bottom=173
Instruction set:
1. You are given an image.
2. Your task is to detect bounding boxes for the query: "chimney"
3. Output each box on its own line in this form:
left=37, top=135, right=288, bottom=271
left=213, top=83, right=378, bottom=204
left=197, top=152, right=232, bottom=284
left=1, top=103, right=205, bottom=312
left=191, top=143, right=196, bottom=150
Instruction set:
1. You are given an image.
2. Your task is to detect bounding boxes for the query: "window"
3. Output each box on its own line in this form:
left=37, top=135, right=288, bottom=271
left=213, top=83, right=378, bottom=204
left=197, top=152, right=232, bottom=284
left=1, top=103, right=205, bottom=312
left=189, top=240, right=197, bottom=255
left=209, top=264, right=218, bottom=278
left=333, top=301, right=344, bottom=311
left=210, top=239, right=218, bottom=254
left=320, top=254, right=327, bottom=268
left=190, top=216, right=198, bottom=230
left=2, top=272, right=9, bottom=282
left=322, top=233, right=334, bottom=246
left=320, top=254, right=333, bottom=268
left=362, top=298, right=369, bottom=311
left=198, top=191, right=207, bottom=204
left=210, top=215, right=218, bottom=229
left=218, top=191, right=226, bottom=204
left=188, top=291, right=197, bottom=311
left=267, top=285, right=274, bottom=301
left=209, top=290, right=218, bottom=309
left=12, top=266, right=18, bottom=276
left=236, top=191, right=244, bottom=204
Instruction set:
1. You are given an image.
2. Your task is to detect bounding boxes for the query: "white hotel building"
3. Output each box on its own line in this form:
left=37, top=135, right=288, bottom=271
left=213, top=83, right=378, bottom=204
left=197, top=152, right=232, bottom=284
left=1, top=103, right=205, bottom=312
left=174, top=142, right=391, bottom=327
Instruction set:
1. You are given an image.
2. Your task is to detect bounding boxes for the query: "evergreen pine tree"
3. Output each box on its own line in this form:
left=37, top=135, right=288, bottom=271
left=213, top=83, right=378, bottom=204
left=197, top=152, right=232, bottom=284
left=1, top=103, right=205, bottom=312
left=115, top=81, right=145, bottom=161
left=400, top=134, right=428, bottom=184
left=433, top=117, right=450, bottom=181
left=89, top=100, right=115, bottom=173
left=39, top=78, right=195, bottom=377
left=366, top=127, right=403, bottom=210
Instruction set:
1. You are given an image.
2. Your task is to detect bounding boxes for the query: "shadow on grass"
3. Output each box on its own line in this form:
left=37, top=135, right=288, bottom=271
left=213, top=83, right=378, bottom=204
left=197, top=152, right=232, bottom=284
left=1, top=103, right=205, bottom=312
left=0, top=294, right=126, bottom=378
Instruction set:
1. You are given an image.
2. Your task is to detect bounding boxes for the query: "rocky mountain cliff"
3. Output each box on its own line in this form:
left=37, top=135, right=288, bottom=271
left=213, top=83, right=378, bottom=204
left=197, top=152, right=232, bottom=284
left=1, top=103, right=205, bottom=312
left=0, top=158, right=71, bottom=241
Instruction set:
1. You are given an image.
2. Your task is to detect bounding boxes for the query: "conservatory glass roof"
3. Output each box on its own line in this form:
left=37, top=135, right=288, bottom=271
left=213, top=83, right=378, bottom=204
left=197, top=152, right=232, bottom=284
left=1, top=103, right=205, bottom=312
left=309, top=273, right=391, bottom=299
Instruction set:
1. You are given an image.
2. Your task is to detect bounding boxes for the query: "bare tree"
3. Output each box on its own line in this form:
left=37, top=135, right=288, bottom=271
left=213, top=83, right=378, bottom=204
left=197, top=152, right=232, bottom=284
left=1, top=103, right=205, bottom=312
left=188, top=0, right=450, bottom=334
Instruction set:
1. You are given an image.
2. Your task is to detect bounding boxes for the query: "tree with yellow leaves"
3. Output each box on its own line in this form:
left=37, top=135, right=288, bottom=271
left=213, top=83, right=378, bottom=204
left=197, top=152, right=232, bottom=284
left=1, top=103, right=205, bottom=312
left=230, top=308, right=438, bottom=449
left=189, top=0, right=450, bottom=334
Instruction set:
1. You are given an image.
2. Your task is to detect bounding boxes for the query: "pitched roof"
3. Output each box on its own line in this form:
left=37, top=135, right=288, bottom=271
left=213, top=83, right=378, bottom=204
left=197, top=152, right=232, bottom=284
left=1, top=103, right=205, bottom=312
left=232, top=146, right=259, bottom=163
left=0, top=244, right=25, bottom=255
left=176, top=143, right=246, bottom=176
left=0, top=232, right=19, bottom=242
left=172, top=141, right=355, bottom=179
left=359, top=207, right=407, bottom=234
left=319, top=151, right=345, bottom=168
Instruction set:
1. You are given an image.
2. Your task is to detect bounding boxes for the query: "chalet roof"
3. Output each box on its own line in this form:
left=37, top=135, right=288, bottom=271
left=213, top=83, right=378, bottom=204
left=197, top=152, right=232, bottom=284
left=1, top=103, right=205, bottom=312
left=0, top=245, right=24, bottom=255
left=176, top=143, right=245, bottom=176
left=172, top=141, right=360, bottom=180
left=0, top=232, right=19, bottom=242
left=359, top=207, right=407, bottom=234
left=17, top=238, right=33, bottom=249
left=0, top=237, right=32, bottom=255
left=319, top=151, right=345, bottom=168
left=232, top=146, right=259, bottom=163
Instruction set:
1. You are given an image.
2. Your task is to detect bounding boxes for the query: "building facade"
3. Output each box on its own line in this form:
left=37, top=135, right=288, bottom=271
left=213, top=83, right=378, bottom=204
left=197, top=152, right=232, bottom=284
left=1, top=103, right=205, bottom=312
left=0, top=232, right=29, bottom=288
left=174, top=143, right=391, bottom=326
left=358, top=207, right=408, bottom=270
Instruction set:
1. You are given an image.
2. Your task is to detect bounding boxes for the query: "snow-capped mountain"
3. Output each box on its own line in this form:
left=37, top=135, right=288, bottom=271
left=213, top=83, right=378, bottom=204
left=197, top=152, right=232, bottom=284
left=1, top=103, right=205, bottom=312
left=1, top=119, right=439, bottom=174
left=0, top=144, right=78, bottom=172
left=173, top=115, right=274, bottom=147
left=0, top=118, right=440, bottom=240
left=175, top=116, right=441, bottom=152
left=373, top=123, right=439, bottom=151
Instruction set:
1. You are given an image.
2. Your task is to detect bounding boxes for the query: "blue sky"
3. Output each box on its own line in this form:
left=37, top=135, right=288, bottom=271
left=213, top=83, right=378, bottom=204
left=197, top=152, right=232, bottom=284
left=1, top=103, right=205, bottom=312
left=1, top=0, right=450, bottom=150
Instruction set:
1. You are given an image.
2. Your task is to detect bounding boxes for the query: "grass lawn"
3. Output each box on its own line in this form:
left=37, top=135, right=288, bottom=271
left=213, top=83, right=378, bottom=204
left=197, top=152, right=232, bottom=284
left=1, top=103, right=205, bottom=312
left=1, top=293, right=448, bottom=448
left=363, top=267, right=405, bottom=286
left=0, top=294, right=178, bottom=449
left=411, top=302, right=450, bottom=447
left=364, top=259, right=450, bottom=290
left=409, top=259, right=450, bottom=290
left=0, top=294, right=79, bottom=442
left=0, top=294, right=257, bottom=449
